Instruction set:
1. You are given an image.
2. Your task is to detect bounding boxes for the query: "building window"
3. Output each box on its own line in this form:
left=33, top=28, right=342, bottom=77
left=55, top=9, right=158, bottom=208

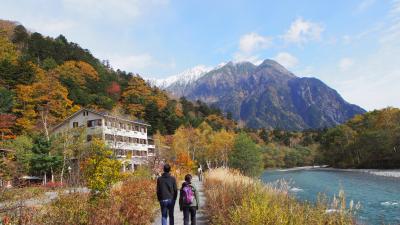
left=83, top=111, right=88, bottom=116
left=87, top=120, right=94, bottom=127
left=87, top=119, right=102, bottom=127
left=73, top=122, right=78, bottom=128
left=116, top=136, right=123, bottom=142
left=105, top=120, right=111, bottom=127
left=116, top=149, right=126, bottom=156
left=105, top=134, right=114, bottom=141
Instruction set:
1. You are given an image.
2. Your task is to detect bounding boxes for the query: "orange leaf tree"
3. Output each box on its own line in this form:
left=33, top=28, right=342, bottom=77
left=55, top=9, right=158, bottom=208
left=13, top=66, right=76, bottom=136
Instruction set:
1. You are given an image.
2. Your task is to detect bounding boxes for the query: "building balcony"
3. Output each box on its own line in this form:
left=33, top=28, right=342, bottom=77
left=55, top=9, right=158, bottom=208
left=105, top=141, right=148, bottom=151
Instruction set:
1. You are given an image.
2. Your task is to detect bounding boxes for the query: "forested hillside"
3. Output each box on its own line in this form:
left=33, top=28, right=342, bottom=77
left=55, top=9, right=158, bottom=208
left=0, top=19, right=235, bottom=141
left=320, top=107, right=400, bottom=168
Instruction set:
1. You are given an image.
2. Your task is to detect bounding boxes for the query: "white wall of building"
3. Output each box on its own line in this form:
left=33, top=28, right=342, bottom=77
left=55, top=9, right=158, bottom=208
left=52, top=109, right=152, bottom=171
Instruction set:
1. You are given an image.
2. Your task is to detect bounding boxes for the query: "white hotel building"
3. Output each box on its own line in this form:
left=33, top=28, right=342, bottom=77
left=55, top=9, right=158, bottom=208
left=52, top=108, right=155, bottom=171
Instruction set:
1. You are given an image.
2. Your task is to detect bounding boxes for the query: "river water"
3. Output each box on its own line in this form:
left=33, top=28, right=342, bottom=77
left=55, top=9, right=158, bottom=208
left=261, top=169, right=400, bottom=225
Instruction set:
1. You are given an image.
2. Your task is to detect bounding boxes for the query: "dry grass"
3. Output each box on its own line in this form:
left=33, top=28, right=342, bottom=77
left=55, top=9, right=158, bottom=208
left=204, top=168, right=356, bottom=225
left=0, top=177, right=158, bottom=225
left=0, top=186, right=46, bottom=202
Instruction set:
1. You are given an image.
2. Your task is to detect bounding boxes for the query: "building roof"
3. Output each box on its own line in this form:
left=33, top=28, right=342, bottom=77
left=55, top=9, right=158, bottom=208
left=51, top=108, right=150, bottom=132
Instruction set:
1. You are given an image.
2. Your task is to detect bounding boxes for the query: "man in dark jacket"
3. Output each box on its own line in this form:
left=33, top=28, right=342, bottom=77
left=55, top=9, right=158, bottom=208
left=157, top=164, right=178, bottom=225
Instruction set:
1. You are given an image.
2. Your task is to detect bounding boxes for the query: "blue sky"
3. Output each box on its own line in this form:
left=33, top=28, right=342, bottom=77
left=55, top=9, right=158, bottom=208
left=1, top=0, right=399, bottom=110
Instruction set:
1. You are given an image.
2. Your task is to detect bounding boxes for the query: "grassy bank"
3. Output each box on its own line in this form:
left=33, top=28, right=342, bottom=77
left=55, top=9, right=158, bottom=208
left=0, top=177, right=158, bottom=225
left=204, top=168, right=356, bottom=225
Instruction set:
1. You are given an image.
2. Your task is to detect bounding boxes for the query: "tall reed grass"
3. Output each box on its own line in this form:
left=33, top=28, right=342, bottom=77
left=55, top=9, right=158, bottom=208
left=204, top=168, right=356, bottom=225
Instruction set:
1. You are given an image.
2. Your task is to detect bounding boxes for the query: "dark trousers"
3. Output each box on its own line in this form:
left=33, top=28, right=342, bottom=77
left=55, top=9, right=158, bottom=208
left=160, top=199, right=175, bottom=225
left=183, top=206, right=196, bottom=225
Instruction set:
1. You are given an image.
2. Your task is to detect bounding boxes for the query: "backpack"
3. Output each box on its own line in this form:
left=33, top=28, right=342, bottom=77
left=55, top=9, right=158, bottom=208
left=182, top=185, right=194, bottom=204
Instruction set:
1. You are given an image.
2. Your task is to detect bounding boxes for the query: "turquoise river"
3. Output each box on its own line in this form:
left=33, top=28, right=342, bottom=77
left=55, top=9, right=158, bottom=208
left=262, top=169, right=400, bottom=225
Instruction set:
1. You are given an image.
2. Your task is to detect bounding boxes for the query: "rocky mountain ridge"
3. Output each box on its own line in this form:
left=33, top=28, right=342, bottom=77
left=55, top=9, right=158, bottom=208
left=160, top=59, right=365, bottom=130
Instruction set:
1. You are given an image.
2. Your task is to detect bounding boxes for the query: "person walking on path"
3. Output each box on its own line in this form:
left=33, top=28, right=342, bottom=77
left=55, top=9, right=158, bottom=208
left=157, top=164, right=178, bottom=225
left=197, top=166, right=203, bottom=181
left=179, top=174, right=200, bottom=225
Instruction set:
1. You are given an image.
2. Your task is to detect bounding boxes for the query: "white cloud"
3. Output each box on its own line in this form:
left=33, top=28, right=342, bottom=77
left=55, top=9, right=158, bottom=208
left=283, top=18, right=324, bottom=44
left=233, top=53, right=263, bottom=65
left=338, top=58, right=354, bottom=71
left=274, top=52, right=299, bottom=69
left=342, top=35, right=352, bottom=44
left=105, top=53, right=176, bottom=75
left=356, top=0, right=376, bottom=13
left=27, top=19, right=76, bottom=36
left=62, top=0, right=169, bottom=21
left=109, top=53, right=154, bottom=71
left=234, top=32, right=272, bottom=64
left=239, top=32, right=272, bottom=53
left=391, top=0, right=400, bottom=15
left=296, top=66, right=314, bottom=77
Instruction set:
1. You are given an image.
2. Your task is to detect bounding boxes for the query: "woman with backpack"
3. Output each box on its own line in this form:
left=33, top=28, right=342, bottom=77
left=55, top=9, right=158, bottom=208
left=179, top=174, right=199, bottom=225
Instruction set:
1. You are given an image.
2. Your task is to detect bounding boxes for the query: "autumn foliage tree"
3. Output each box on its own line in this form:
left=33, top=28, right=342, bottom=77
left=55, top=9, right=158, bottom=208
left=210, top=129, right=235, bottom=167
left=171, top=123, right=236, bottom=170
left=122, top=76, right=168, bottom=118
left=106, top=81, right=121, bottom=99
left=0, top=35, right=18, bottom=63
left=13, top=65, right=77, bottom=136
left=82, top=139, right=121, bottom=194
left=0, top=113, right=16, bottom=141
left=54, top=61, right=99, bottom=86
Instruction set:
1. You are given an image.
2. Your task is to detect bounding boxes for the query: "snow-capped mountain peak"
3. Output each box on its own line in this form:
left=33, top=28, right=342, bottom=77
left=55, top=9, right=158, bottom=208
left=151, top=65, right=213, bottom=89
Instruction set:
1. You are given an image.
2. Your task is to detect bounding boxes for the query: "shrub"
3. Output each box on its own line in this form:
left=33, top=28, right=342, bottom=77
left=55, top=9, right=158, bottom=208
left=0, top=205, right=38, bottom=225
left=44, top=181, right=64, bottom=189
left=89, top=177, right=158, bottom=225
left=36, top=193, right=90, bottom=225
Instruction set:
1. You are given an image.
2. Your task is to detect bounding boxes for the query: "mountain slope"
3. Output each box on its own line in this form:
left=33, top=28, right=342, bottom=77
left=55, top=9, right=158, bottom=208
left=165, top=59, right=365, bottom=130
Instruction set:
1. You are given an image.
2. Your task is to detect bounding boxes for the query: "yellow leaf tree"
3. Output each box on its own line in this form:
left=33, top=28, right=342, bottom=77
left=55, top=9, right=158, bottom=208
left=14, top=67, right=76, bottom=136
left=53, top=60, right=99, bottom=86
left=121, top=76, right=152, bottom=117
left=210, top=129, right=235, bottom=168
left=0, top=35, right=19, bottom=63
left=121, top=76, right=168, bottom=118
left=195, top=122, right=213, bottom=165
